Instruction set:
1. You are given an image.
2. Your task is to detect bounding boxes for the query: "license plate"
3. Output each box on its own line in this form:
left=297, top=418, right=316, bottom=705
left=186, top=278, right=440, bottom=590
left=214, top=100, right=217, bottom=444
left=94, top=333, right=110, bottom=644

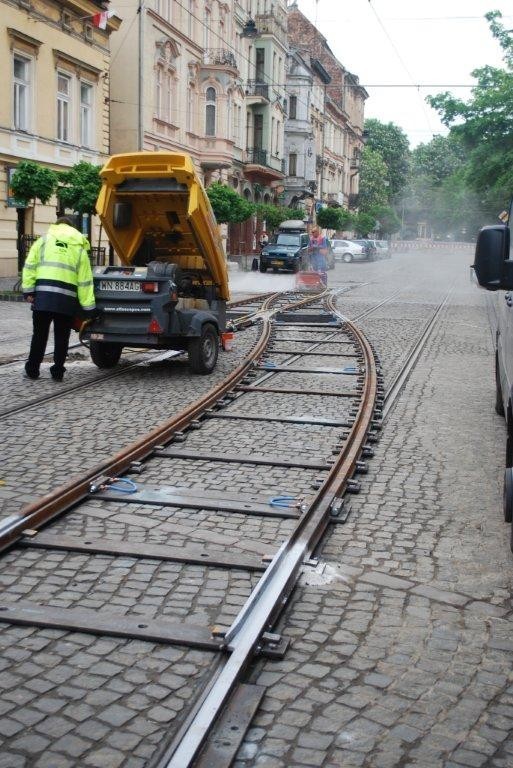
left=97, top=280, right=141, bottom=292
left=271, top=260, right=283, bottom=266
left=90, top=333, right=105, bottom=340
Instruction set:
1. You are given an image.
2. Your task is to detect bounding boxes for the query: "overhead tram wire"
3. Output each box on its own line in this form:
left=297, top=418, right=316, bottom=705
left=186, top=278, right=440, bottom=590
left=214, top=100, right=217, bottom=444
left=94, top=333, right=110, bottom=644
left=367, top=0, right=437, bottom=139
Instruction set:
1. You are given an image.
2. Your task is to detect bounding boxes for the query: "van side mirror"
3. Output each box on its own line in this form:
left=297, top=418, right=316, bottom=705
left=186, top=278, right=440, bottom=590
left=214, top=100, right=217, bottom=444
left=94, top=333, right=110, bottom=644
left=473, top=224, right=513, bottom=290
left=113, top=202, right=132, bottom=229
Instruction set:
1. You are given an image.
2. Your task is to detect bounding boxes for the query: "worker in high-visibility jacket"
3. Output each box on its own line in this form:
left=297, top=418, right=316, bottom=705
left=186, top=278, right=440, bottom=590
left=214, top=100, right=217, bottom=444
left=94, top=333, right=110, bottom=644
left=22, top=216, right=96, bottom=381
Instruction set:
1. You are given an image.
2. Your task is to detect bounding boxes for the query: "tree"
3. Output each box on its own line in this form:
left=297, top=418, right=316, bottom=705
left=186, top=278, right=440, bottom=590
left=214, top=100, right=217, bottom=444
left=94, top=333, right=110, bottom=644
left=364, top=118, right=410, bottom=201
left=358, top=147, right=389, bottom=212
left=255, top=203, right=299, bottom=231
left=353, top=212, right=377, bottom=237
left=10, top=161, right=58, bottom=232
left=316, top=206, right=353, bottom=231
left=207, top=182, right=254, bottom=223
left=369, top=204, right=400, bottom=237
left=58, top=162, right=102, bottom=215
left=411, top=135, right=465, bottom=185
left=427, top=11, right=513, bottom=207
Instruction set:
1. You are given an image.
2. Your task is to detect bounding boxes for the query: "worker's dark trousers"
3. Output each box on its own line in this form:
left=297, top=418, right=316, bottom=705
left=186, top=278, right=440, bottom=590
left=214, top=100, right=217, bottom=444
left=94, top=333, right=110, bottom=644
left=25, top=310, right=72, bottom=379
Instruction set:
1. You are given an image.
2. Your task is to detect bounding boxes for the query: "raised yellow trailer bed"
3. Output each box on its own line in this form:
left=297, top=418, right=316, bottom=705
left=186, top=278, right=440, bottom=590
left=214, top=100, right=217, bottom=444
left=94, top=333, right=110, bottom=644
left=84, top=152, right=229, bottom=374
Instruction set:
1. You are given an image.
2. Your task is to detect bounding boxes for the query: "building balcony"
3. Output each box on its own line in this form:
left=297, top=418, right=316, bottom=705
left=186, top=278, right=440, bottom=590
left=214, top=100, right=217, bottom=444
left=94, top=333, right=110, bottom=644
left=245, top=81, right=269, bottom=105
left=255, top=13, right=287, bottom=39
left=243, top=148, right=284, bottom=182
left=202, top=49, right=238, bottom=72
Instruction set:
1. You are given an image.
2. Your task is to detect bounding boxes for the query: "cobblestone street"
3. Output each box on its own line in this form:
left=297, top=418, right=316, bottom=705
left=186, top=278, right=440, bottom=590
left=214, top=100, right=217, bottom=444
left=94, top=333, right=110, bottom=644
left=1, top=246, right=512, bottom=768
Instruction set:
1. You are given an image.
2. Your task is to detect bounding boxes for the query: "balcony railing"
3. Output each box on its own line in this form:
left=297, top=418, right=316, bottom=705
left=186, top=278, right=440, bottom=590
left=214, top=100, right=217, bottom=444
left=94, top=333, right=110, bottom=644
left=245, top=148, right=268, bottom=166
left=246, top=81, right=269, bottom=100
left=203, top=49, right=237, bottom=69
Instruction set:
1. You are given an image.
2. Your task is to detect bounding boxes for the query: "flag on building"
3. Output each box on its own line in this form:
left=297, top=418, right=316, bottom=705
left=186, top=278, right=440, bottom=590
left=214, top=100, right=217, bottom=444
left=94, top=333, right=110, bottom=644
left=92, top=9, right=115, bottom=29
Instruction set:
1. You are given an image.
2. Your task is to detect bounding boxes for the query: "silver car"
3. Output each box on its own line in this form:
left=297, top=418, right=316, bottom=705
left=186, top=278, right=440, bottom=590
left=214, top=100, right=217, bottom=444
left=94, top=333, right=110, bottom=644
left=331, top=239, right=366, bottom=263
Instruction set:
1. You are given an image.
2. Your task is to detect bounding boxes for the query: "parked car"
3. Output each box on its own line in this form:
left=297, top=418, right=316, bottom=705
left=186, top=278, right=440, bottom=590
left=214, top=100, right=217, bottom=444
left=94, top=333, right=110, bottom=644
left=351, top=239, right=378, bottom=261
left=260, top=220, right=309, bottom=273
left=331, top=239, right=366, bottom=263
left=375, top=240, right=391, bottom=259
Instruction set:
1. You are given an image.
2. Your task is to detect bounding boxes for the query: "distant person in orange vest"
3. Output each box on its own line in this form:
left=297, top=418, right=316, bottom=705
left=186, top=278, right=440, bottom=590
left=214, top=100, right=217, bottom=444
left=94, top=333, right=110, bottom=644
left=308, top=227, right=329, bottom=271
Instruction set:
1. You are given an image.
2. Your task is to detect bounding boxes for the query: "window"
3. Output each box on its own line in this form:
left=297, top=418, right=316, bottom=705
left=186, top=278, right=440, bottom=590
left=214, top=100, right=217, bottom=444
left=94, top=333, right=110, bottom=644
left=289, top=95, right=297, bottom=120
left=255, top=48, right=265, bottom=82
left=205, top=86, right=216, bottom=136
left=57, top=71, right=72, bottom=142
left=80, top=81, right=93, bottom=146
left=289, top=153, right=297, bottom=176
left=155, top=0, right=170, bottom=20
left=13, top=54, right=31, bottom=131
left=156, top=68, right=162, bottom=118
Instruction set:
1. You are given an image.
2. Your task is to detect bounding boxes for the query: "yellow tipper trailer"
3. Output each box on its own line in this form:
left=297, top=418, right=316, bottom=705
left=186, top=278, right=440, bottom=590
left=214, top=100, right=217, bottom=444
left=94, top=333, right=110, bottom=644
left=84, top=152, right=229, bottom=374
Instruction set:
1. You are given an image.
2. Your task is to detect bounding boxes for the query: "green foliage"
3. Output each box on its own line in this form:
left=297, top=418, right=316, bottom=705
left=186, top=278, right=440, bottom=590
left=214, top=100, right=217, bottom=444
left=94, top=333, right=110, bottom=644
left=316, top=206, right=353, bottom=231
left=427, top=11, right=513, bottom=207
left=369, top=205, right=400, bottom=236
left=358, top=147, right=389, bottom=212
left=411, top=135, right=466, bottom=185
left=255, top=203, right=299, bottom=230
left=10, top=161, right=58, bottom=206
left=58, top=162, right=102, bottom=214
left=207, top=182, right=254, bottom=223
left=353, top=212, right=377, bottom=237
left=364, top=119, right=410, bottom=200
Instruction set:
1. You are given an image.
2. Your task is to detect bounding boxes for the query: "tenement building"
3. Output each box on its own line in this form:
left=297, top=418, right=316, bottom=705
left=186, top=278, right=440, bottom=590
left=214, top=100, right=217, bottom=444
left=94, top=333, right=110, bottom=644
left=286, top=2, right=367, bottom=217
left=0, top=0, right=120, bottom=278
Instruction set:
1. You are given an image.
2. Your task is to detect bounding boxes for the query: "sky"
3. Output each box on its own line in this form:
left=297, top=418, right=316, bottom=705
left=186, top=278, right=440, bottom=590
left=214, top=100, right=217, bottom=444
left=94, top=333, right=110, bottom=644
left=296, top=0, right=513, bottom=148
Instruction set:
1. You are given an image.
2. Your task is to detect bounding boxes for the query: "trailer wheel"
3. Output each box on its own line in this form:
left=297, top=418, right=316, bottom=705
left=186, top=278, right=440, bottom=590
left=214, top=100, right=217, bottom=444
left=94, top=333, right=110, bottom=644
left=90, top=341, right=123, bottom=369
left=188, top=323, right=219, bottom=374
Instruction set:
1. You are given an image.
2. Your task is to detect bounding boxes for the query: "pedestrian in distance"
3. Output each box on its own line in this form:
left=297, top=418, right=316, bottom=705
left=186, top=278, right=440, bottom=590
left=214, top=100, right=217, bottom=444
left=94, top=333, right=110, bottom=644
left=21, top=215, right=97, bottom=381
left=308, top=227, right=329, bottom=271
left=259, top=231, right=269, bottom=248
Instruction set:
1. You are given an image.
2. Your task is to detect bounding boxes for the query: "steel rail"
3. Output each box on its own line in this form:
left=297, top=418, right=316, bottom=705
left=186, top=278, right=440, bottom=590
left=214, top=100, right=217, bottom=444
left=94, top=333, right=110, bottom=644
left=155, top=296, right=377, bottom=768
left=0, top=291, right=326, bottom=554
left=382, top=288, right=453, bottom=420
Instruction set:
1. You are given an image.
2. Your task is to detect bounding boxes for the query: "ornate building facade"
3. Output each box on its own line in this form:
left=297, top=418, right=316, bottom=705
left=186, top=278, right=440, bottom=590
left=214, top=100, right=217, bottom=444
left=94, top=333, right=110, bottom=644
left=0, top=0, right=120, bottom=277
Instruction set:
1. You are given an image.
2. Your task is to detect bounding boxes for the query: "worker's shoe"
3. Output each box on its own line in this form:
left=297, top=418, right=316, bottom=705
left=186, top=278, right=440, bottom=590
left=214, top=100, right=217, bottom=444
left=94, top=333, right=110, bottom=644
left=50, top=365, right=65, bottom=382
left=23, top=365, right=39, bottom=380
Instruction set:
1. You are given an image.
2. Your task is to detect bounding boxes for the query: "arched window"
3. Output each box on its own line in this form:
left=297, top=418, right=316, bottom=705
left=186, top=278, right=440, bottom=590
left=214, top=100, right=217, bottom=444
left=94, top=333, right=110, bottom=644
left=205, top=86, right=216, bottom=136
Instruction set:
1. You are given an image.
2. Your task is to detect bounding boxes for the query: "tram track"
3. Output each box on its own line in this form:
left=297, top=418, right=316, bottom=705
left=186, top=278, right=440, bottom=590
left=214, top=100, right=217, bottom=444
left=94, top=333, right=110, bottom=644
left=0, top=284, right=453, bottom=768
left=0, top=292, right=286, bottom=420
left=0, top=286, right=380, bottom=768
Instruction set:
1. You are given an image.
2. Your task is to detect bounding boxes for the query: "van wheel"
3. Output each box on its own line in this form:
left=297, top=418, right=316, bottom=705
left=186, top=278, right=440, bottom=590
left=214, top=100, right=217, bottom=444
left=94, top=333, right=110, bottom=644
left=343, top=253, right=353, bottom=263
left=90, top=341, right=123, bottom=369
left=495, top=353, right=505, bottom=416
left=188, top=323, right=218, bottom=374
left=504, top=468, right=513, bottom=523
left=259, top=263, right=267, bottom=273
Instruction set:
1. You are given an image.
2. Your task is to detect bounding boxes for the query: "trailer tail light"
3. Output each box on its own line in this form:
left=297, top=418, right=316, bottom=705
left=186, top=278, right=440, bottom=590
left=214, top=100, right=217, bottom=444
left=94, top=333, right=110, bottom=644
left=142, top=281, right=159, bottom=293
left=148, top=318, right=163, bottom=334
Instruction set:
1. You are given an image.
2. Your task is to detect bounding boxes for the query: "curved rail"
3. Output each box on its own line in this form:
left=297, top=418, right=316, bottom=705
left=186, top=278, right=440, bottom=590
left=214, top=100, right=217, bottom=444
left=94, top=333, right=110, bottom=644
left=154, top=296, right=378, bottom=768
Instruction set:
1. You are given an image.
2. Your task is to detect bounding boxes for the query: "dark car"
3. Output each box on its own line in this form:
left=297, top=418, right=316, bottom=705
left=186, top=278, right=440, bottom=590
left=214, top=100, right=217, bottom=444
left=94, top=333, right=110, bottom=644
left=351, top=239, right=378, bottom=261
left=260, top=229, right=309, bottom=273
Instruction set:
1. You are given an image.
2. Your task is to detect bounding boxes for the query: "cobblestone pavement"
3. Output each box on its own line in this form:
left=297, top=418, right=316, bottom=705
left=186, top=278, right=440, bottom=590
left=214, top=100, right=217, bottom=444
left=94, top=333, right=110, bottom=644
left=3, top=246, right=512, bottom=767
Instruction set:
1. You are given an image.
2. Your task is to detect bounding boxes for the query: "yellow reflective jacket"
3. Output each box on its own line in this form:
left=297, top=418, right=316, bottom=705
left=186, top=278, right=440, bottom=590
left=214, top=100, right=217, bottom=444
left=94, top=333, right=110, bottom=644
left=22, top=223, right=96, bottom=315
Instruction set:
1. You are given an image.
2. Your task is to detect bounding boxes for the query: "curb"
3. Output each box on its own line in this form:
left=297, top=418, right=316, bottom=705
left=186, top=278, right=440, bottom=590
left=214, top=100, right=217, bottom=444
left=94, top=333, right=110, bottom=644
left=0, top=293, right=24, bottom=303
